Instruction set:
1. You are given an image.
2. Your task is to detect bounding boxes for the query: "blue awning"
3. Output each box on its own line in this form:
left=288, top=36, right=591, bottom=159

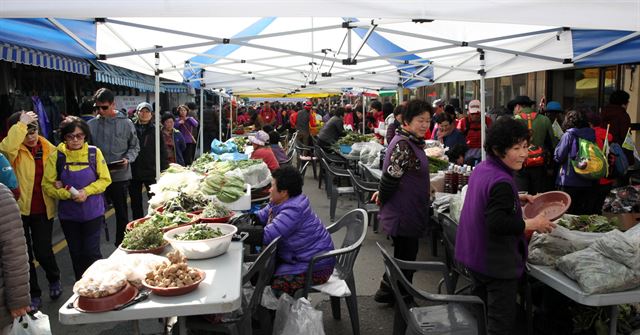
left=573, top=29, right=640, bottom=67
left=0, top=42, right=91, bottom=75
left=93, top=61, right=187, bottom=93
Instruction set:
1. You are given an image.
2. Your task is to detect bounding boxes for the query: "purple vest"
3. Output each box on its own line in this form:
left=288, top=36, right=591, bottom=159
left=455, top=156, right=528, bottom=279
left=58, top=149, right=105, bottom=222
left=379, top=133, right=430, bottom=237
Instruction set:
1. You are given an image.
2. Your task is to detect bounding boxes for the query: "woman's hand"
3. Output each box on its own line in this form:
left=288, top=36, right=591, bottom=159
left=525, top=213, right=556, bottom=234
left=19, top=111, right=38, bottom=125
left=519, top=193, right=536, bottom=205
left=10, top=306, right=30, bottom=318
left=54, top=181, right=63, bottom=189
left=73, top=189, right=88, bottom=203
left=371, top=191, right=380, bottom=206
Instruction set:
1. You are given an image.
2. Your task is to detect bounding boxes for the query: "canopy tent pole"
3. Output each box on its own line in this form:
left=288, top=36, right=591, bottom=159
left=199, top=86, right=204, bottom=156
left=219, top=91, right=223, bottom=141
left=479, top=49, right=487, bottom=162
left=230, top=94, right=234, bottom=138
left=362, top=92, right=366, bottom=134
left=154, top=47, right=161, bottom=180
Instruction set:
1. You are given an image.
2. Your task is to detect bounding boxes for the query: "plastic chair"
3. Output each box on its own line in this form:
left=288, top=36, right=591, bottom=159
left=294, top=141, right=317, bottom=179
left=438, top=212, right=472, bottom=295
left=347, top=169, right=381, bottom=233
left=377, top=242, right=487, bottom=335
left=185, top=237, right=280, bottom=335
left=316, top=145, right=348, bottom=190
left=297, top=209, right=368, bottom=335
left=320, top=158, right=355, bottom=221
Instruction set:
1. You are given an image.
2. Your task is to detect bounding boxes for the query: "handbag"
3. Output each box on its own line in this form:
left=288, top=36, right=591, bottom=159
left=229, top=214, right=264, bottom=246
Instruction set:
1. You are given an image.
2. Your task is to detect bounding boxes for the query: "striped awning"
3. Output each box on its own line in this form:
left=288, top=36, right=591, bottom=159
left=0, top=42, right=91, bottom=75
left=93, top=61, right=188, bottom=93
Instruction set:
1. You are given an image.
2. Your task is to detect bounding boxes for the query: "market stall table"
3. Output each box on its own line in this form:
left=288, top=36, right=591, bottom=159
left=59, top=242, right=244, bottom=335
left=528, top=263, right=640, bottom=335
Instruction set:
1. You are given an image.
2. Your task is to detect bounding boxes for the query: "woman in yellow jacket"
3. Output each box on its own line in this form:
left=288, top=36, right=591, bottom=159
left=43, top=118, right=111, bottom=280
left=0, top=111, right=60, bottom=311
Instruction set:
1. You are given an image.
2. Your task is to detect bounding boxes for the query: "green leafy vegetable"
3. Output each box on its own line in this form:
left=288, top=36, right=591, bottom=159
left=121, top=222, right=164, bottom=250
left=175, top=224, right=225, bottom=240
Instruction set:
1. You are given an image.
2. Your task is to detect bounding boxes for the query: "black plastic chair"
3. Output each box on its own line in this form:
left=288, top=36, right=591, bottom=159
left=438, top=212, right=472, bottom=295
left=315, top=145, right=348, bottom=190
left=377, top=242, right=487, bottom=335
left=186, top=237, right=280, bottom=335
left=347, top=169, right=381, bottom=233
left=320, top=158, right=355, bottom=221
left=297, top=209, right=368, bottom=335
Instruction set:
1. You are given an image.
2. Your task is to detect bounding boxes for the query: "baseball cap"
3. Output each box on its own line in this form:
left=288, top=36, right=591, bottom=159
left=432, top=99, right=444, bottom=108
left=248, top=130, right=270, bottom=146
left=468, top=99, right=481, bottom=114
left=136, top=102, right=153, bottom=112
left=546, top=101, right=562, bottom=112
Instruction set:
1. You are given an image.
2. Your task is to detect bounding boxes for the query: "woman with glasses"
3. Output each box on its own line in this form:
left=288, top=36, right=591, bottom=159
left=43, top=119, right=111, bottom=280
left=0, top=111, right=61, bottom=312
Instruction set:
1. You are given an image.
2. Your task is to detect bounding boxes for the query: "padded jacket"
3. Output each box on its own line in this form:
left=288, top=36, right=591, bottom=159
left=258, top=194, right=335, bottom=275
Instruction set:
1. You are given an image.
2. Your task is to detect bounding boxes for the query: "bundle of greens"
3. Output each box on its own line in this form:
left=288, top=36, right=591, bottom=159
left=200, top=174, right=246, bottom=203
left=147, top=211, right=192, bottom=230
left=175, top=224, right=225, bottom=241
left=121, top=222, right=164, bottom=250
left=201, top=201, right=232, bottom=218
left=163, top=192, right=208, bottom=213
left=190, top=153, right=217, bottom=173
left=336, top=132, right=374, bottom=146
left=428, top=156, right=449, bottom=173
left=556, top=214, right=619, bottom=233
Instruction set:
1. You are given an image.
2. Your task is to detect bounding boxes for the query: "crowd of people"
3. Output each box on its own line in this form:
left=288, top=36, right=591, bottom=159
left=0, top=83, right=636, bottom=334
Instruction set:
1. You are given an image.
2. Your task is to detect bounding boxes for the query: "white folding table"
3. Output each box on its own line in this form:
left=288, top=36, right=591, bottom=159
left=59, top=242, right=244, bottom=335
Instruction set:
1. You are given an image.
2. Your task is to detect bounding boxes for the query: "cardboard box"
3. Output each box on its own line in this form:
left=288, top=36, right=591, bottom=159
left=602, top=212, right=640, bottom=231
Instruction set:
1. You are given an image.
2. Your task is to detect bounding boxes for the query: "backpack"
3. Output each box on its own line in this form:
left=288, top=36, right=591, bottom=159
left=0, top=153, right=18, bottom=194
left=570, top=137, right=608, bottom=180
left=607, top=142, right=629, bottom=178
left=519, top=112, right=545, bottom=167
left=56, top=146, right=98, bottom=180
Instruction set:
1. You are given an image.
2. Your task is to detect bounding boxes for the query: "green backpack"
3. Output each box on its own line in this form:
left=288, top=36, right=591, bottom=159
left=570, top=137, right=608, bottom=180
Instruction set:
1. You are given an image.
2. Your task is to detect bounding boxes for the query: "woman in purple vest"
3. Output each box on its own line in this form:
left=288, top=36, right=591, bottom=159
left=455, top=117, right=555, bottom=334
left=371, top=99, right=432, bottom=303
left=42, top=119, right=112, bottom=280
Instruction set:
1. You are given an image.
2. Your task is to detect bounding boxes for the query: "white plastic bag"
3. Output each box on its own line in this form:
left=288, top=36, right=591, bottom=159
left=10, top=311, right=51, bottom=335
left=273, top=294, right=325, bottom=335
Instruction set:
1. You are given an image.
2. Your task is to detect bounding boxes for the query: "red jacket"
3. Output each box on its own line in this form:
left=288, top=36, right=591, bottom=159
left=593, top=126, right=615, bottom=185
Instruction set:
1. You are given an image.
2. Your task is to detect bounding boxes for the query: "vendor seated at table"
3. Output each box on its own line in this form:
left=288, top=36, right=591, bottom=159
left=248, top=130, right=280, bottom=172
left=262, top=125, right=288, bottom=164
left=256, top=165, right=335, bottom=297
left=316, top=107, right=346, bottom=152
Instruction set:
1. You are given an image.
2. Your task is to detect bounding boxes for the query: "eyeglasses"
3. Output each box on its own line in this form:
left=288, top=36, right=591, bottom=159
left=94, top=105, right=110, bottom=111
left=64, top=133, right=86, bottom=141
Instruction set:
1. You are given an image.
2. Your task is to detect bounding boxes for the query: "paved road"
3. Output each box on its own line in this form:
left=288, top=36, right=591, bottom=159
left=36, top=169, right=443, bottom=335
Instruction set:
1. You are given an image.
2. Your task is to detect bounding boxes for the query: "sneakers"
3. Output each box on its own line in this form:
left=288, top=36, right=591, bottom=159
left=29, top=296, right=41, bottom=312
left=373, top=281, right=395, bottom=304
left=49, top=281, right=63, bottom=300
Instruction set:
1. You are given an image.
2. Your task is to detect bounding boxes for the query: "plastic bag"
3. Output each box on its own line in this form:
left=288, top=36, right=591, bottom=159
left=226, top=161, right=271, bottom=189
left=528, top=225, right=604, bottom=266
left=591, top=230, right=640, bottom=271
left=10, top=311, right=52, bottom=335
left=359, top=142, right=384, bottom=167
left=211, top=139, right=238, bottom=154
left=273, top=294, right=325, bottom=335
left=557, top=247, right=640, bottom=294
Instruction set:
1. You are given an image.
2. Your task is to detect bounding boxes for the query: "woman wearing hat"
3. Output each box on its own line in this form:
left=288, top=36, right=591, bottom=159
left=249, top=130, right=280, bottom=172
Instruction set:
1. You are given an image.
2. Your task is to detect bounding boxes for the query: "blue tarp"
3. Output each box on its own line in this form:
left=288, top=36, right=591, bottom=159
left=184, top=17, right=276, bottom=89
left=573, top=29, right=640, bottom=67
left=0, top=18, right=96, bottom=59
left=347, top=18, right=433, bottom=89
left=0, top=42, right=91, bottom=75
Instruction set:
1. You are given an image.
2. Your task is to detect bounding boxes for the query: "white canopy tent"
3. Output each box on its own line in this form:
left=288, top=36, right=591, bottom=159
left=3, top=1, right=639, bottom=176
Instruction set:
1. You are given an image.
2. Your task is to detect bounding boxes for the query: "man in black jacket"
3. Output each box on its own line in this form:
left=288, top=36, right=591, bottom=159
left=129, top=102, right=168, bottom=219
